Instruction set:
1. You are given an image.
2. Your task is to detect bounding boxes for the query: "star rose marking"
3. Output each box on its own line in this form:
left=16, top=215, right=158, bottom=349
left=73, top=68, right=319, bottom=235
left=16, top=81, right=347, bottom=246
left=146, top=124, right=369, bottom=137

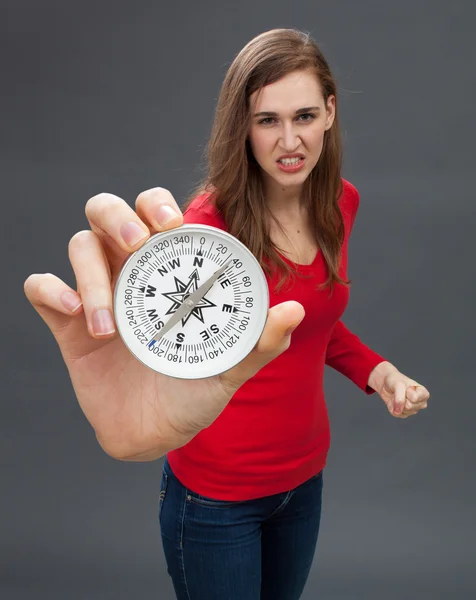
left=161, top=269, right=217, bottom=326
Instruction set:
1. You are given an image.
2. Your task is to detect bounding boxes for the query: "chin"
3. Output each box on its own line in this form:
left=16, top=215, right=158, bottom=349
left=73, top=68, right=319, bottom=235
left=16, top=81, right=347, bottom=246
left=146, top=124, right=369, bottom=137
left=260, top=162, right=313, bottom=189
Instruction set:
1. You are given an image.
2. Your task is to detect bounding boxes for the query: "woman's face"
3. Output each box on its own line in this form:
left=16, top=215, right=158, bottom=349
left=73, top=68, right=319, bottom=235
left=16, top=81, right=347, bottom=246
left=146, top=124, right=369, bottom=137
left=248, top=69, right=335, bottom=198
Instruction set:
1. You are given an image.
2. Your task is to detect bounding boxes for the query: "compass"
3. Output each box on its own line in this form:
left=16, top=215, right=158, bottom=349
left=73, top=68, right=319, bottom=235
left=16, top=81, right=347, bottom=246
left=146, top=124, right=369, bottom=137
left=113, top=224, right=269, bottom=379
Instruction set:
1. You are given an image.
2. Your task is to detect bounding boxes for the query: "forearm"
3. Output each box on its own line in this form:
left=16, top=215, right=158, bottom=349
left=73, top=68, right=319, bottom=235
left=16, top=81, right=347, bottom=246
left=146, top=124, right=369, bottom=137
left=367, top=360, right=399, bottom=392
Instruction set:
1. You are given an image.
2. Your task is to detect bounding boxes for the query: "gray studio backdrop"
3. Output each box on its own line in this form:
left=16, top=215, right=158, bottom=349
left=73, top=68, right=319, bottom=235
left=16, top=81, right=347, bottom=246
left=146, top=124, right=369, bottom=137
left=2, top=1, right=475, bottom=599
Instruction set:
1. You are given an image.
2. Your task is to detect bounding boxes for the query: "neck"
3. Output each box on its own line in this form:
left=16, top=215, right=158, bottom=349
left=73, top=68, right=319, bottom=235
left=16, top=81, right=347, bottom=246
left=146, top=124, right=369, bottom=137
left=263, top=177, right=305, bottom=219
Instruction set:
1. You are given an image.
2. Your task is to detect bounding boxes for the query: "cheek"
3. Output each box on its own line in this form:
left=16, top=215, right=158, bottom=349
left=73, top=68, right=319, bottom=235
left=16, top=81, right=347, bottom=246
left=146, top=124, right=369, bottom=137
left=306, top=125, right=327, bottom=149
left=248, top=131, right=272, bottom=159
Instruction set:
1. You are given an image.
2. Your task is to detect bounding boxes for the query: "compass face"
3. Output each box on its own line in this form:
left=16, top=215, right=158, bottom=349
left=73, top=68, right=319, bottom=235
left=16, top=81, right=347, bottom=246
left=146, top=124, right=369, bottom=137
left=113, top=224, right=269, bottom=379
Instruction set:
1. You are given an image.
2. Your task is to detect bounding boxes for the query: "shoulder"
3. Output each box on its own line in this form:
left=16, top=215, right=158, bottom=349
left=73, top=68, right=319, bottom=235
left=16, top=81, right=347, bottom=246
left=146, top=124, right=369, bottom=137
left=182, top=190, right=227, bottom=230
left=339, top=178, right=360, bottom=229
left=340, top=177, right=360, bottom=212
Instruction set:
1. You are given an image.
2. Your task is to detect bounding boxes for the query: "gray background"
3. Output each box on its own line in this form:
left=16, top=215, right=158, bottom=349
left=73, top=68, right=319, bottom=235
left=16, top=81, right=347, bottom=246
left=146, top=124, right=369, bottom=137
left=2, top=0, right=475, bottom=598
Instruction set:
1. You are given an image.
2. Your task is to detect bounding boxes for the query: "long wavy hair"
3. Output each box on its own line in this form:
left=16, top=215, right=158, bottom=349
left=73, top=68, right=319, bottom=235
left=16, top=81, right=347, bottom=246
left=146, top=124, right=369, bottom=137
left=183, top=28, right=351, bottom=294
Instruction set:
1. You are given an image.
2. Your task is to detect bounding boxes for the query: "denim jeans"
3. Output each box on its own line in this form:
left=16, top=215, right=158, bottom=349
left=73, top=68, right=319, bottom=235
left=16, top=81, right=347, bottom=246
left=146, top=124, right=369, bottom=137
left=158, top=456, right=324, bottom=600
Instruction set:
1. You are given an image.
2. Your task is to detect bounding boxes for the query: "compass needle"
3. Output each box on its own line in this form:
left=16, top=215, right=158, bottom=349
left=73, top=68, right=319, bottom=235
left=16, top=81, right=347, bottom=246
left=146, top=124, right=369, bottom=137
left=150, top=258, right=233, bottom=344
left=114, top=225, right=268, bottom=379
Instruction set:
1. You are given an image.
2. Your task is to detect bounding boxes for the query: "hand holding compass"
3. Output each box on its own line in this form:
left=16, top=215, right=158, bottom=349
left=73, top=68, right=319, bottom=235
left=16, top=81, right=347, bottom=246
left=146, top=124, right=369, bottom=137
left=24, top=188, right=305, bottom=460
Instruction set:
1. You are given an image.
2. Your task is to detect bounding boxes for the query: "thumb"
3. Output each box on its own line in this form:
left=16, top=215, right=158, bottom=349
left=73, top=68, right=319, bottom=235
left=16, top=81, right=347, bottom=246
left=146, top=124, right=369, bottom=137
left=218, top=301, right=305, bottom=394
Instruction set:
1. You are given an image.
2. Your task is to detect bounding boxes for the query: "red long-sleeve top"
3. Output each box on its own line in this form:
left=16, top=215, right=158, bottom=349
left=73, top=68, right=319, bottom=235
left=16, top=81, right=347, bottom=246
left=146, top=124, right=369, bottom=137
left=167, top=179, right=386, bottom=501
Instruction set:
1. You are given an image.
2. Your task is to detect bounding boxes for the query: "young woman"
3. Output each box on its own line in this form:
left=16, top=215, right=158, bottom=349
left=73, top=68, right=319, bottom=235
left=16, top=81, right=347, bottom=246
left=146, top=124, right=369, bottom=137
left=24, top=28, right=430, bottom=600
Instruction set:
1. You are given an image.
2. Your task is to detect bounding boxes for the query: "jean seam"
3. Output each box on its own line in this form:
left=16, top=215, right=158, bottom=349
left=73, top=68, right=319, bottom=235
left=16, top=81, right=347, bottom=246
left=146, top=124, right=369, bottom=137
left=187, top=495, right=238, bottom=508
left=268, top=490, right=294, bottom=518
left=179, top=485, right=191, bottom=600
left=158, top=471, right=168, bottom=523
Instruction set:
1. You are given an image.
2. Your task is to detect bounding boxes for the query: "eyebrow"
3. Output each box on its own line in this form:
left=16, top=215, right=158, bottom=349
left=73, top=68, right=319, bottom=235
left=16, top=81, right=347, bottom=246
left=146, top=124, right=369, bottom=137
left=253, top=106, right=321, bottom=118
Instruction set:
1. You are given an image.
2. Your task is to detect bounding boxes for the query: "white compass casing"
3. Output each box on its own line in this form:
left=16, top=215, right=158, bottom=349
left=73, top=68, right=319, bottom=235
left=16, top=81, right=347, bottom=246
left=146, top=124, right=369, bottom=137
left=113, top=224, right=269, bottom=379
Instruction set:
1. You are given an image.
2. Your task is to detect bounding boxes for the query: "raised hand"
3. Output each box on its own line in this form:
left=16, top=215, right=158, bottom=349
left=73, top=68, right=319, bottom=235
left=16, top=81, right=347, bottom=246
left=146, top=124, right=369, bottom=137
left=24, top=188, right=305, bottom=461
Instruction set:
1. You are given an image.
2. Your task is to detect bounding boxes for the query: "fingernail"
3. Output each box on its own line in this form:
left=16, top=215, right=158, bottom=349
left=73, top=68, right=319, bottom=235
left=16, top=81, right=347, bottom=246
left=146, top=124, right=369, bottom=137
left=156, top=205, right=179, bottom=226
left=92, top=309, right=115, bottom=335
left=61, top=291, right=82, bottom=313
left=121, top=222, right=148, bottom=247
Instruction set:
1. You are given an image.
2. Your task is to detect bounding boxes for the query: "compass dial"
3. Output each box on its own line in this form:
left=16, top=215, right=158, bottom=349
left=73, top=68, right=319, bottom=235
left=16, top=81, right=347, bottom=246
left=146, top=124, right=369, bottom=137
left=113, top=224, right=269, bottom=379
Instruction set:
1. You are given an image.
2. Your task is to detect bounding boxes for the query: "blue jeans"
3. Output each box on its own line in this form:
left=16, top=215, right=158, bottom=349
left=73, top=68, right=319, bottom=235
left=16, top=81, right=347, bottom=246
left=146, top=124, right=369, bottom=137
left=158, top=456, right=324, bottom=600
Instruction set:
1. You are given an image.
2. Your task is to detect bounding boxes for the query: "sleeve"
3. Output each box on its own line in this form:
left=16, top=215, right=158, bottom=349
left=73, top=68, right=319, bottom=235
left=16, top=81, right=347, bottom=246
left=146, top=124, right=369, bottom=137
left=325, top=320, right=387, bottom=395
left=324, top=180, right=386, bottom=395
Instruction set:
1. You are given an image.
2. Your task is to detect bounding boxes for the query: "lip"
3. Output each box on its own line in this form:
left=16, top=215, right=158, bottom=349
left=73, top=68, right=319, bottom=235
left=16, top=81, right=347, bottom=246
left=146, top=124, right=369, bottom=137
left=276, top=156, right=306, bottom=173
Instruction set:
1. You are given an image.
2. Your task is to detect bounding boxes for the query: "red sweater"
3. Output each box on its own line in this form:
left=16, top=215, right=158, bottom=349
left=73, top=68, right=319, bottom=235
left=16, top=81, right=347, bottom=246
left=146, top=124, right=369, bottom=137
left=167, top=179, right=386, bottom=501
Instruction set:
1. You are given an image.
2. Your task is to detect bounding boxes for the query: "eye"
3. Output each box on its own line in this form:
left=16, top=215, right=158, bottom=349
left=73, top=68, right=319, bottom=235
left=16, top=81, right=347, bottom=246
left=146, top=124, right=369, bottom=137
left=297, top=113, right=316, bottom=122
left=258, top=117, right=275, bottom=125
left=257, top=113, right=316, bottom=126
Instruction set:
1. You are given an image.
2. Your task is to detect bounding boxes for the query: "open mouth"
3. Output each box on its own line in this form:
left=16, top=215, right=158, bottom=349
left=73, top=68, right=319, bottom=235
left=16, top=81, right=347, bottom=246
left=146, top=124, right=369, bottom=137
left=276, top=157, right=306, bottom=172
left=277, top=157, right=304, bottom=166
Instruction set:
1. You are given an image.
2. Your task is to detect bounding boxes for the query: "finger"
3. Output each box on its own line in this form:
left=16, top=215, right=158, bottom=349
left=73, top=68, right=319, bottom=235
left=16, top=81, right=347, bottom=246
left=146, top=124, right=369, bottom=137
left=85, top=192, right=153, bottom=254
left=392, top=380, right=407, bottom=414
left=407, top=385, right=429, bottom=403
left=135, top=187, right=183, bottom=232
left=24, top=272, right=84, bottom=335
left=68, top=230, right=116, bottom=339
left=218, top=301, right=305, bottom=395
left=405, top=387, right=430, bottom=413
left=405, top=396, right=428, bottom=411
left=416, top=388, right=430, bottom=404
left=84, top=190, right=183, bottom=280
left=400, top=408, right=419, bottom=418
left=396, top=411, right=415, bottom=419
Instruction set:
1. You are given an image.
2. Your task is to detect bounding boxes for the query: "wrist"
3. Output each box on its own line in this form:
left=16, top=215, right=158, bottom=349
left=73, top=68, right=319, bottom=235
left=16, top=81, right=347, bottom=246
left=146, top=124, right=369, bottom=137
left=367, top=361, right=399, bottom=392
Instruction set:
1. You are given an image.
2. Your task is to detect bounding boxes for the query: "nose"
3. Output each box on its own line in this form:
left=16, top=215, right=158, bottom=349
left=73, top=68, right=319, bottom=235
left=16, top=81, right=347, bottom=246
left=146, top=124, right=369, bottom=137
left=279, top=121, right=301, bottom=153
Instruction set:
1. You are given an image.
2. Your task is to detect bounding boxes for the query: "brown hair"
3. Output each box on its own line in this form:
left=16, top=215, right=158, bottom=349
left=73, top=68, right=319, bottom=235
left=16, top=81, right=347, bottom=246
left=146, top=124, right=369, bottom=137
left=183, top=28, right=351, bottom=294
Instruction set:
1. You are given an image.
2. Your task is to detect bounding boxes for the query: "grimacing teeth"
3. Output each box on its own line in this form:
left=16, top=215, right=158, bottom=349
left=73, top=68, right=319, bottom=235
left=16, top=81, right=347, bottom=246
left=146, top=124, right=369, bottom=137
left=278, top=157, right=303, bottom=164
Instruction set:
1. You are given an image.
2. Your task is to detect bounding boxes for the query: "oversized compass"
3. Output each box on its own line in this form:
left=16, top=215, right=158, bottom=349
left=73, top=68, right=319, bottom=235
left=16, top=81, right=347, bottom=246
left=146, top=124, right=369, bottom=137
left=113, top=224, right=269, bottom=379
